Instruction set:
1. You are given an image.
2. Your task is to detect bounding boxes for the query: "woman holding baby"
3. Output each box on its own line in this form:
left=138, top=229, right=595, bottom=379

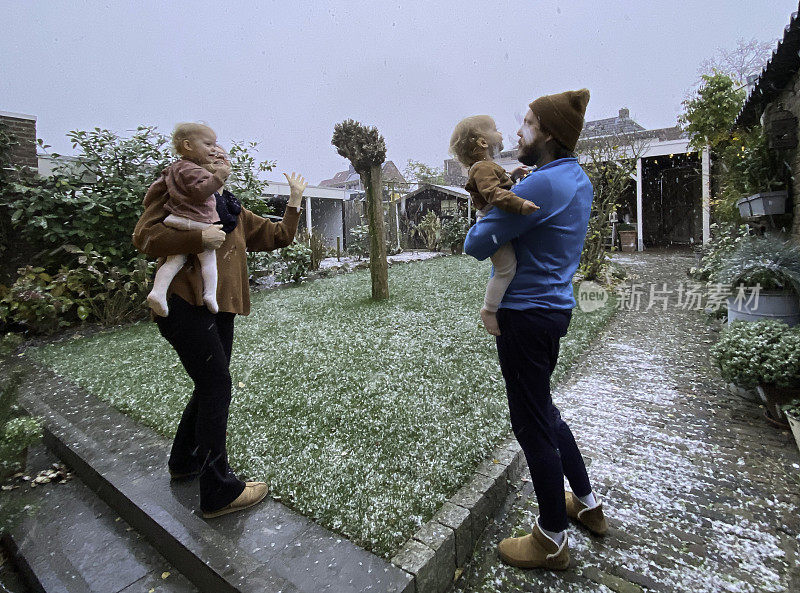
left=133, top=122, right=306, bottom=518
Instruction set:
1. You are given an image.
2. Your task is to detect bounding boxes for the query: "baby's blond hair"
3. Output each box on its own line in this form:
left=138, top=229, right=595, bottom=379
left=449, top=115, right=497, bottom=168
left=172, top=122, right=215, bottom=155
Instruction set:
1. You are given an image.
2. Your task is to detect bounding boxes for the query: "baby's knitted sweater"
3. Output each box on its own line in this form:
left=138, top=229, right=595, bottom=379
left=464, top=160, right=531, bottom=214
left=163, top=159, right=226, bottom=224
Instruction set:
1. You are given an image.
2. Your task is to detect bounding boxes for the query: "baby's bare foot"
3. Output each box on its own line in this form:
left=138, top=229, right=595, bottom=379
left=480, top=308, right=501, bottom=336
left=203, top=294, right=219, bottom=314
left=147, top=292, right=169, bottom=317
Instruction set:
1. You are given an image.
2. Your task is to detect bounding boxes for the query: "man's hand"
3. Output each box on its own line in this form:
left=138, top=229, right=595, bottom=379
left=201, top=224, right=226, bottom=250
left=284, top=172, right=308, bottom=209
left=510, top=166, right=530, bottom=183
left=520, top=200, right=539, bottom=215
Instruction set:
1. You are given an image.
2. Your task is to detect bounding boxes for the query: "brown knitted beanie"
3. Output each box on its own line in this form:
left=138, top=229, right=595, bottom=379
left=528, top=89, right=591, bottom=152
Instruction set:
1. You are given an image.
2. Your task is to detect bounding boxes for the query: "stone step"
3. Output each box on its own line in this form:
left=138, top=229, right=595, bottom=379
left=15, top=362, right=413, bottom=593
left=2, top=446, right=196, bottom=593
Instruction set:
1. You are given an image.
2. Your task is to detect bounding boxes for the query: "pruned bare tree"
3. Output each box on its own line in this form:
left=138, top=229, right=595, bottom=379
left=332, top=119, right=390, bottom=300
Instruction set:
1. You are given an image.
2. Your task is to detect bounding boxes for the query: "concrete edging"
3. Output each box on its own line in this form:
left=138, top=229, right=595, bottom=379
left=390, top=435, right=525, bottom=593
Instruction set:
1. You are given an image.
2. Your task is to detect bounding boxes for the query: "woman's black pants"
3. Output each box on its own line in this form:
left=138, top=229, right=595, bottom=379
left=155, top=295, right=245, bottom=512
left=496, top=307, right=593, bottom=533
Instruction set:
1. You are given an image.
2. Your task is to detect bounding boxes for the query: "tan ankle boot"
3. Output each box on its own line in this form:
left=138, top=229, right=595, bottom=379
left=565, top=491, right=608, bottom=535
left=202, top=482, right=268, bottom=519
left=497, top=521, right=569, bottom=570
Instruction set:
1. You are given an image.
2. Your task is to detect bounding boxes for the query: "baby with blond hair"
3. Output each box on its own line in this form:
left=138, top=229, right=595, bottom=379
left=146, top=123, right=230, bottom=316
left=450, top=115, right=539, bottom=335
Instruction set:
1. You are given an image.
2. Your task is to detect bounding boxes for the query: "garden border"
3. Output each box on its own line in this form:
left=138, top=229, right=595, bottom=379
left=390, top=436, right=526, bottom=593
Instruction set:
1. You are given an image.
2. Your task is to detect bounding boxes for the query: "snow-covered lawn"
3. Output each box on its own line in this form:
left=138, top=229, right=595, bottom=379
left=30, top=255, right=616, bottom=557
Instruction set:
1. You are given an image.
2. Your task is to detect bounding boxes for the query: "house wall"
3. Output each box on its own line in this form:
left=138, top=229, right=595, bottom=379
left=0, top=111, right=37, bottom=169
left=773, top=72, right=800, bottom=242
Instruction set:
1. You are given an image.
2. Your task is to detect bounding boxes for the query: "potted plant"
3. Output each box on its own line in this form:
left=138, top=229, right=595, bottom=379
left=711, top=320, right=800, bottom=423
left=617, top=223, right=637, bottom=253
left=716, top=234, right=800, bottom=326
left=783, top=399, right=800, bottom=455
left=0, top=371, right=41, bottom=481
left=440, top=215, right=471, bottom=255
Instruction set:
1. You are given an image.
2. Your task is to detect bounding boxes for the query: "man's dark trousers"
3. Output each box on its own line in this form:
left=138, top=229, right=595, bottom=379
left=496, top=307, right=592, bottom=532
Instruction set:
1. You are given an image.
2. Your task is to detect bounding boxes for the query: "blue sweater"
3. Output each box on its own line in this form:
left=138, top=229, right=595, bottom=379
left=463, top=158, right=592, bottom=310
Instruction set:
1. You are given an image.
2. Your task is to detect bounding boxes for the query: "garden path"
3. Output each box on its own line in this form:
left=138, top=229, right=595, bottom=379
left=455, top=249, right=800, bottom=593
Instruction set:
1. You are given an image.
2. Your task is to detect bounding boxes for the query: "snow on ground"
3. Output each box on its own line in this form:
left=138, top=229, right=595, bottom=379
left=318, top=250, right=444, bottom=270
left=30, top=255, right=615, bottom=559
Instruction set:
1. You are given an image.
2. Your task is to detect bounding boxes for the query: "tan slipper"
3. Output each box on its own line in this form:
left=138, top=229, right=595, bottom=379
left=565, top=491, right=608, bottom=536
left=202, top=482, right=268, bottom=519
left=497, top=521, right=569, bottom=570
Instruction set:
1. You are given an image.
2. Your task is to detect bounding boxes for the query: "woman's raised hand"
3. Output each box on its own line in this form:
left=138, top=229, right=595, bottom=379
left=284, top=172, right=308, bottom=209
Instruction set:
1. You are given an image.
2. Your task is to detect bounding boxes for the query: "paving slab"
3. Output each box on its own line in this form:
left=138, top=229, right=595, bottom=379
left=3, top=446, right=196, bottom=593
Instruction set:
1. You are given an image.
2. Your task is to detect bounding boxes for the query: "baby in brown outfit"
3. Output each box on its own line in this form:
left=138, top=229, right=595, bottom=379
left=146, top=123, right=230, bottom=317
left=450, top=115, right=539, bottom=335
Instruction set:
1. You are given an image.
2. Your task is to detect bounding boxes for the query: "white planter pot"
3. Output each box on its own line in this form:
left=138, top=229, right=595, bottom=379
left=736, top=190, right=789, bottom=218
left=727, top=290, right=800, bottom=327
left=787, top=412, right=800, bottom=455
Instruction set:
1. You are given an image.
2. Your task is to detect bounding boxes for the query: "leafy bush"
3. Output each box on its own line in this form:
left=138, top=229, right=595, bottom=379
left=297, top=229, right=328, bottom=271
left=0, top=126, right=274, bottom=334
left=279, top=241, right=313, bottom=283
left=0, top=372, right=42, bottom=478
left=441, top=216, right=471, bottom=254
left=0, top=249, right=153, bottom=334
left=416, top=211, right=441, bottom=251
left=226, top=140, right=275, bottom=218
left=348, top=224, right=370, bottom=259
left=711, top=320, right=800, bottom=388
left=1, top=127, right=172, bottom=267
left=0, top=333, right=24, bottom=357
left=689, top=222, right=750, bottom=282
left=679, top=72, right=788, bottom=222
left=715, top=127, right=786, bottom=221
left=247, top=250, right=284, bottom=281
left=715, top=234, right=800, bottom=292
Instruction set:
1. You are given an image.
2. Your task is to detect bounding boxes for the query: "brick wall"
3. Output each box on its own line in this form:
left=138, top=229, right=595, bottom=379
left=0, top=111, right=37, bottom=170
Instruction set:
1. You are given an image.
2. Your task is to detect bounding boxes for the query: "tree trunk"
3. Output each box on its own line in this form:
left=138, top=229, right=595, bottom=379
left=364, top=165, right=389, bottom=300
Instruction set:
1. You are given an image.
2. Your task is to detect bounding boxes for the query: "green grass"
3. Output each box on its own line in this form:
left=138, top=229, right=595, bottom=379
left=31, top=255, right=616, bottom=557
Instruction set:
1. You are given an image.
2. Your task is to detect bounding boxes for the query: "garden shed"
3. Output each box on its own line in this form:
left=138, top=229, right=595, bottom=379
left=400, top=183, right=470, bottom=223
left=735, top=4, right=800, bottom=242
left=398, top=183, right=470, bottom=250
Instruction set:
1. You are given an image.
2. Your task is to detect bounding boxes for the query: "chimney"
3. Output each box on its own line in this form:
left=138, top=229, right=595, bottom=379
left=0, top=111, right=38, bottom=170
left=619, top=108, right=630, bottom=120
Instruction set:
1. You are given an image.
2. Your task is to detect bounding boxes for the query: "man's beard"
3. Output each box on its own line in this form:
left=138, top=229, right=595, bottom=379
left=517, top=141, right=540, bottom=167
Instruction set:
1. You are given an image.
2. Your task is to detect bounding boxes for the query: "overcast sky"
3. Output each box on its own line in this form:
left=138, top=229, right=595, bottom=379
left=2, top=1, right=795, bottom=184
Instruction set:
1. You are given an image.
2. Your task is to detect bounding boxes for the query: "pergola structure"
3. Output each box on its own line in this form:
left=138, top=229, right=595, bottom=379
left=626, top=136, right=709, bottom=251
